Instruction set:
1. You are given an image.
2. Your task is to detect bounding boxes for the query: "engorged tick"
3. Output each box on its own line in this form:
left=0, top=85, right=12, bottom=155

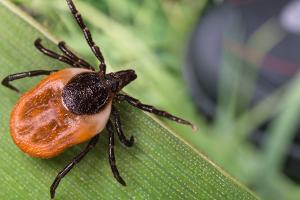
left=1, top=0, right=196, bottom=199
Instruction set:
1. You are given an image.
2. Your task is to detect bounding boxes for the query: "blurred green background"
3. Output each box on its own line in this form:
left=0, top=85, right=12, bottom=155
left=7, top=0, right=300, bottom=199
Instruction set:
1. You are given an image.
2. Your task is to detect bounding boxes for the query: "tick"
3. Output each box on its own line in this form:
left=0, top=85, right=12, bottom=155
left=2, top=0, right=196, bottom=199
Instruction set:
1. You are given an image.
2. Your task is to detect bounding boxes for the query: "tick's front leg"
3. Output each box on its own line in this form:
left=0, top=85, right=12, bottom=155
left=116, top=93, right=197, bottom=131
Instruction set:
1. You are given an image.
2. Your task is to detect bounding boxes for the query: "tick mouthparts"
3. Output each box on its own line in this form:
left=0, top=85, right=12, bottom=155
left=116, top=69, right=137, bottom=82
left=108, top=69, right=137, bottom=91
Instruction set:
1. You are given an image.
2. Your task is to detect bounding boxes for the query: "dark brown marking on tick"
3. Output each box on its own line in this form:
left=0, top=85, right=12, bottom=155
left=62, top=72, right=110, bottom=115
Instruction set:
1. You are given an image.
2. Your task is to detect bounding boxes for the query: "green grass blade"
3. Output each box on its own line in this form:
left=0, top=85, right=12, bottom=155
left=0, top=1, right=257, bottom=199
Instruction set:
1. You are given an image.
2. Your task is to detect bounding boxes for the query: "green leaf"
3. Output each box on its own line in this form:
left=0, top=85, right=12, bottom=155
left=0, top=1, right=258, bottom=199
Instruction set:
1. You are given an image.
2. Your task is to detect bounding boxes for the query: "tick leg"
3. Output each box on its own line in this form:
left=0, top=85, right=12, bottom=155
left=116, top=93, right=197, bottom=131
left=34, top=38, right=78, bottom=67
left=58, top=41, right=95, bottom=71
left=1, top=70, right=56, bottom=92
left=106, top=120, right=126, bottom=186
left=50, top=134, right=99, bottom=199
left=112, top=106, right=134, bottom=147
left=66, top=0, right=106, bottom=74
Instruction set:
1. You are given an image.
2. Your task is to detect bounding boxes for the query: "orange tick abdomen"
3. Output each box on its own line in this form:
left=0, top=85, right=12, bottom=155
left=10, top=68, right=112, bottom=158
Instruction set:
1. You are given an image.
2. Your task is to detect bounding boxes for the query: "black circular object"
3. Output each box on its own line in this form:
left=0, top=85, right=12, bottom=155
left=63, top=72, right=110, bottom=115
left=185, top=0, right=300, bottom=183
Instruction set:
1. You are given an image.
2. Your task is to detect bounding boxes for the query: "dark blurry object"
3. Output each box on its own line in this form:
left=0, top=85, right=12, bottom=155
left=185, top=0, right=300, bottom=183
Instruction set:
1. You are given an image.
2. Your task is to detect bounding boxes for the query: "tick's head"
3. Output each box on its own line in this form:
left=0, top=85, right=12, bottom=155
left=105, top=69, right=137, bottom=93
left=62, top=70, right=137, bottom=115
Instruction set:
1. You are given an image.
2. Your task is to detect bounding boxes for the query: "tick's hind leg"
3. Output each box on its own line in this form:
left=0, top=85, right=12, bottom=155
left=116, top=93, right=197, bottom=131
left=50, top=134, right=99, bottom=199
left=1, top=70, right=56, bottom=92
left=106, top=120, right=126, bottom=186
left=112, top=106, right=134, bottom=147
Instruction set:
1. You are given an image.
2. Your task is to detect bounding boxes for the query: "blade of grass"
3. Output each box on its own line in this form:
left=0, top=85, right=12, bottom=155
left=216, top=18, right=286, bottom=155
left=253, top=72, right=300, bottom=198
left=0, top=1, right=258, bottom=200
